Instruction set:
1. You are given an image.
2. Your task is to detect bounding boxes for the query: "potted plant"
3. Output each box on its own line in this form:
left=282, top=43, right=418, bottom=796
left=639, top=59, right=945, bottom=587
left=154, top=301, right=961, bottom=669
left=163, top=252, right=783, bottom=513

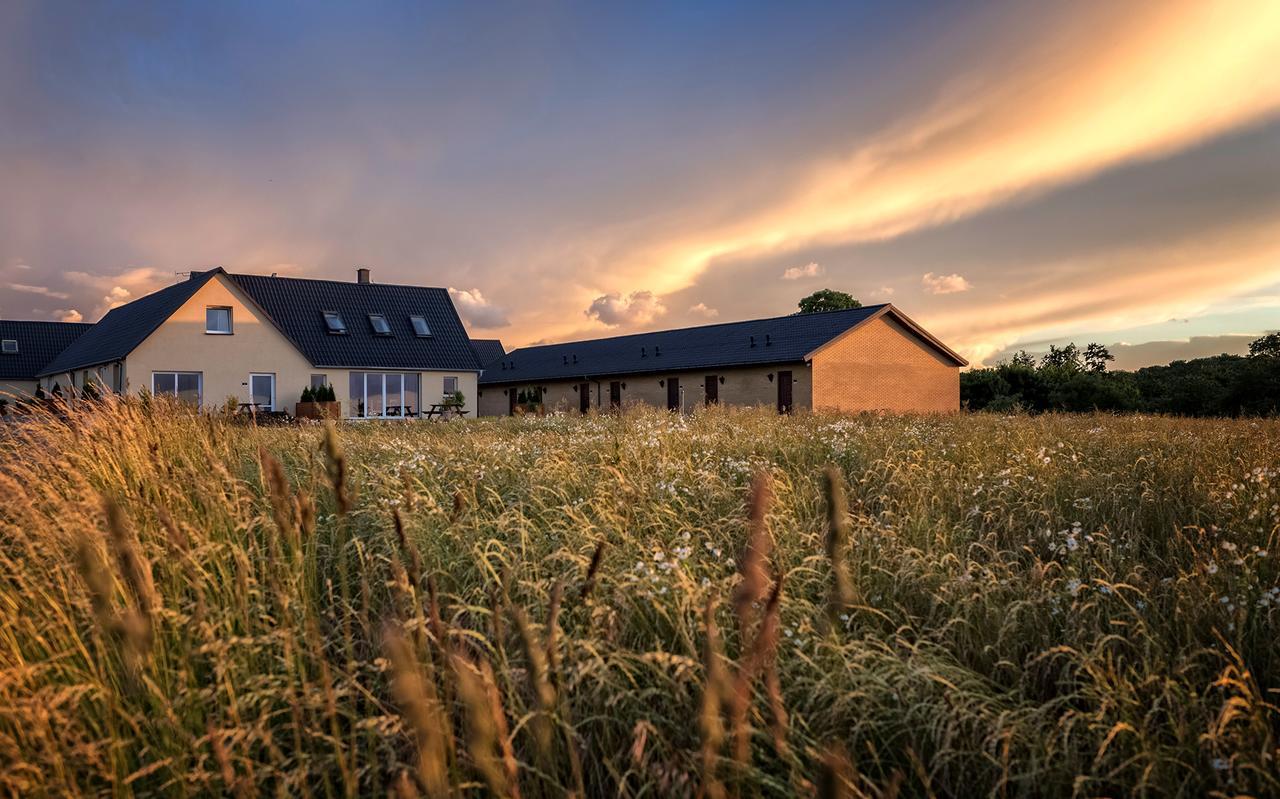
left=442, top=389, right=466, bottom=418
left=295, top=384, right=342, bottom=420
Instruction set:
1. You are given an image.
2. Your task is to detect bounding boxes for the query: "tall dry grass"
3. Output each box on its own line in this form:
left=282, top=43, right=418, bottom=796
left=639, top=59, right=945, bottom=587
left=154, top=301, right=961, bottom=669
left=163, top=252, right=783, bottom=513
left=0, top=397, right=1277, bottom=796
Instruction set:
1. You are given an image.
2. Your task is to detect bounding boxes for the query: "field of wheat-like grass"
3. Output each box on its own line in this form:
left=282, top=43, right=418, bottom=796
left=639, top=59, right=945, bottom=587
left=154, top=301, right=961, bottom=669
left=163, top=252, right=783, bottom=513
left=0, top=399, right=1277, bottom=797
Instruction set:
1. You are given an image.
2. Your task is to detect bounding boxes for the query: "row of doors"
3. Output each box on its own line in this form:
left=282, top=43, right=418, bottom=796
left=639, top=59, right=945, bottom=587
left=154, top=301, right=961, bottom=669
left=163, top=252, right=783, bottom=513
left=559, top=371, right=794, bottom=414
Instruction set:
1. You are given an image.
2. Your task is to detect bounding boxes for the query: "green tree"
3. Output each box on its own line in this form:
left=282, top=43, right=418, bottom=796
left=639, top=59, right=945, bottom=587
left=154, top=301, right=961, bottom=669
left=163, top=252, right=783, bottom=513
left=1248, top=332, right=1280, bottom=358
left=1084, top=343, right=1114, bottom=373
left=1040, top=343, right=1082, bottom=371
left=797, top=289, right=861, bottom=314
left=1010, top=350, right=1036, bottom=368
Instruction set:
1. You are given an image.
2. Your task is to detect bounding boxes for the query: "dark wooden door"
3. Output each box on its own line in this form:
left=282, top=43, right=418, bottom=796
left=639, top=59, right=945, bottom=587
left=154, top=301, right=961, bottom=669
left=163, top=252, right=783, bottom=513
left=508, top=387, right=517, bottom=415
left=777, top=370, right=793, bottom=414
left=609, top=381, right=622, bottom=409
left=579, top=383, right=591, bottom=413
left=666, top=378, right=680, bottom=411
left=704, top=375, right=718, bottom=405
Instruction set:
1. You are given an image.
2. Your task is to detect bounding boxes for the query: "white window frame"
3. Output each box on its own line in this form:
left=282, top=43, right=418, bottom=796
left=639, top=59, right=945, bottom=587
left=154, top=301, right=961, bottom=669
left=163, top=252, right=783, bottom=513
left=351, top=371, right=419, bottom=418
left=1, top=339, right=17, bottom=354
left=205, top=306, right=233, bottom=334
left=443, top=376, right=458, bottom=397
left=410, top=315, right=431, bottom=337
left=151, top=371, right=203, bottom=406
left=249, top=373, right=276, bottom=411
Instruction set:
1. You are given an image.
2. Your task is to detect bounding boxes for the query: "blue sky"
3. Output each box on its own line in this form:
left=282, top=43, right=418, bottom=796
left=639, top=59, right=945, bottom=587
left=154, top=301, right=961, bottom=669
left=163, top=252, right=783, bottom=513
left=2, top=1, right=1278, bottom=365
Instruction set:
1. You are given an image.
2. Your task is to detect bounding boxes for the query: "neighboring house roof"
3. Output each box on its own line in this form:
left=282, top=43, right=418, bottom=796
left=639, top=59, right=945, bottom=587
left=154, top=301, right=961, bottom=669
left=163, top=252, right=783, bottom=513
left=39, top=271, right=221, bottom=377
left=228, top=273, right=479, bottom=371
left=39, top=268, right=481, bottom=376
left=0, top=320, right=95, bottom=381
left=480, top=304, right=965, bottom=385
left=471, top=339, right=507, bottom=369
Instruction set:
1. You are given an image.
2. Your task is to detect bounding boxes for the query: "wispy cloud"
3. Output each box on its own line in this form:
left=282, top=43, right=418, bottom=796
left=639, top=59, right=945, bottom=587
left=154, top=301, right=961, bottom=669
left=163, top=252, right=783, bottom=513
left=53, top=308, right=83, bottom=323
left=925, top=222, right=1280, bottom=364
left=688, top=302, right=719, bottom=318
left=781, top=262, right=823, bottom=280
left=921, top=272, right=971, bottom=295
left=537, top=1, right=1280, bottom=344
left=10, top=283, right=69, bottom=300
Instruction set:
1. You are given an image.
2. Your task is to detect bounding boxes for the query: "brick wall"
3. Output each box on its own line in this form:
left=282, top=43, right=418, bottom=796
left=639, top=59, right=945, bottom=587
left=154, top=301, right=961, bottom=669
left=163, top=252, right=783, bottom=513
left=477, top=363, right=811, bottom=415
left=810, top=314, right=959, bottom=412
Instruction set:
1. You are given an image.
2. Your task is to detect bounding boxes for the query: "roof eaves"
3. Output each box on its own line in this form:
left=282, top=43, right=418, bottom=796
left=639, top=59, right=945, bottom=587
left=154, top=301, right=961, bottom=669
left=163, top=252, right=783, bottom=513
left=803, top=304, right=968, bottom=366
left=36, top=269, right=225, bottom=377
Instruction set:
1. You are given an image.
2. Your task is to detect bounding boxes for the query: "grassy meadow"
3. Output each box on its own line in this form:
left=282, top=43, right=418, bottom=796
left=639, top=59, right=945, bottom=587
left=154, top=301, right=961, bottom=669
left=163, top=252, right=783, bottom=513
left=0, top=400, right=1277, bottom=797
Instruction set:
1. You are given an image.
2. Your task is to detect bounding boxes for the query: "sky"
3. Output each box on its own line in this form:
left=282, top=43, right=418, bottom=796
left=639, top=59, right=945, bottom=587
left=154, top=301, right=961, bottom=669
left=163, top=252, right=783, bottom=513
left=2, top=0, right=1278, bottom=367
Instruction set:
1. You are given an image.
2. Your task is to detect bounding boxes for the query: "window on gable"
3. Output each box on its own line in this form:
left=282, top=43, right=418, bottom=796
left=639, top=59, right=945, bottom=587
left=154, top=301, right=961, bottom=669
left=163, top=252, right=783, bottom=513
left=206, top=306, right=233, bottom=334
left=410, top=315, right=432, bottom=337
left=1, top=339, right=16, bottom=354
left=323, top=312, right=347, bottom=334
left=369, top=314, right=392, bottom=336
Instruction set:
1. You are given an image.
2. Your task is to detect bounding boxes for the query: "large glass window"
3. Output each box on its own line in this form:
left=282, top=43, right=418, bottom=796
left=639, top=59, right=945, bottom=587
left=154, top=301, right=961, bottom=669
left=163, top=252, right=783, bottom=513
left=443, top=376, right=458, bottom=396
left=385, top=373, right=402, bottom=416
left=349, top=372, right=419, bottom=418
left=250, top=374, right=275, bottom=410
left=404, top=374, right=419, bottom=417
left=152, top=372, right=202, bottom=406
left=349, top=372, right=365, bottom=416
left=310, top=373, right=328, bottom=390
left=205, top=306, right=232, bottom=334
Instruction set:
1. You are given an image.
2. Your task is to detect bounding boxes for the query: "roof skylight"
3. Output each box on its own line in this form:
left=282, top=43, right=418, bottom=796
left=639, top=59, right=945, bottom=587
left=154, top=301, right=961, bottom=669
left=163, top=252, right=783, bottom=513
left=323, top=312, right=347, bottom=334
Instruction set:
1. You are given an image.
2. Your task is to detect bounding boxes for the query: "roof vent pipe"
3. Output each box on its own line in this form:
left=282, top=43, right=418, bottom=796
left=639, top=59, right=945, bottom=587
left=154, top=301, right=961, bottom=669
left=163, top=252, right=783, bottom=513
left=357, top=267, right=371, bottom=284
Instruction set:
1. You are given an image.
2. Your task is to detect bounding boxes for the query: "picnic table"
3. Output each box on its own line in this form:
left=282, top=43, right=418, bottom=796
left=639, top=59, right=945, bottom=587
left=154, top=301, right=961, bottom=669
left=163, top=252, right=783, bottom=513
left=422, top=403, right=469, bottom=419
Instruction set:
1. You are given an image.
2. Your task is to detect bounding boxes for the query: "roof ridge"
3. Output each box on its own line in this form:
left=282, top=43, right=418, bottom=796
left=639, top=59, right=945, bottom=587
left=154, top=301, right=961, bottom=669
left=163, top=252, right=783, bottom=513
left=0, top=319, right=95, bottom=327
left=228, top=271, right=449, bottom=292
left=504, top=304, right=889, bottom=354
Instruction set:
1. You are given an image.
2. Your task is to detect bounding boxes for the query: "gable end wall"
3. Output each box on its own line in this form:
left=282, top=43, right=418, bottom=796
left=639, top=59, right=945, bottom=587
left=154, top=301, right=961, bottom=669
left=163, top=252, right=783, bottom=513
left=810, top=315, right=959, bottom=413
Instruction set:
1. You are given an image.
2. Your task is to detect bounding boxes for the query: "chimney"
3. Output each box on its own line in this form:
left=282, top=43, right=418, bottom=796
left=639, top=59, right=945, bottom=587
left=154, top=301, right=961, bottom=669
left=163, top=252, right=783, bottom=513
left=356, top=267, right=371, bottom=284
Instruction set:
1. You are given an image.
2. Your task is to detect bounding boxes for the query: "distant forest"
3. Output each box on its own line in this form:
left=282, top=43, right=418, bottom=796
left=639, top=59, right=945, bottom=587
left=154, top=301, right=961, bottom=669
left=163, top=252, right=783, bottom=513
left=961, top=333, right=1280, bottom=416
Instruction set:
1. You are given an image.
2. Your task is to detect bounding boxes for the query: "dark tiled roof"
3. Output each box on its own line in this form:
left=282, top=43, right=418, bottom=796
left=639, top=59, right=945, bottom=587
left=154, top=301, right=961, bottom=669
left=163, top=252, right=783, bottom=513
left=471, top=339, right=507, bottom=369
left=229, top=273, right=480, bottom=371
left=479, top=304, right=951, bottom=385
left=0, top=320, right=94, bottom=381
left=39, top=271, right=220, bottom=377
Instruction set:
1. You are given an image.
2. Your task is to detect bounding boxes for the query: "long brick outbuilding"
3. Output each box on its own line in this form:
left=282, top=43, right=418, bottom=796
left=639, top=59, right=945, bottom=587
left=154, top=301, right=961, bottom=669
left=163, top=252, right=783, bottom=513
left=476, top=304, right=966, bottom=416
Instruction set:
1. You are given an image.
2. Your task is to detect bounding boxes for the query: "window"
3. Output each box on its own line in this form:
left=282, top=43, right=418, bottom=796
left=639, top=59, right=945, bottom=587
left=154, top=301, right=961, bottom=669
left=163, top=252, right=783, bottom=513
left=1, top=339, right=16, bottom=354
left=250, top=373, right=275, bottom=410
left=205, top=306, right=232, bottom=334
left=152, top=372, right=202, bottom=406
left=369, top=314, right=392, bottom=335
left=443, top=376, right=458, bottom=396
left=410, top=315, right=431, bottom=337
left=323, top=312, right=347, bottom=334
left=310, top=374, right=328, bottom=390
left=349, top=372, right=420, bottom=418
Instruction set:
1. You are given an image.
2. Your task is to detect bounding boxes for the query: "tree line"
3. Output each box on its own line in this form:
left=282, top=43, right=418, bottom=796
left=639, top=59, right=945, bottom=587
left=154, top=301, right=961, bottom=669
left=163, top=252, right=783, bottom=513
left=962, top=333, right=1280, bottom=416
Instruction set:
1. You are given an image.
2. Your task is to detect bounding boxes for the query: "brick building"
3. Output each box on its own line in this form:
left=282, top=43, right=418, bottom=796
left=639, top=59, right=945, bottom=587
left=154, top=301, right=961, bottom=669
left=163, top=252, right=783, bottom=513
left=476, top=304, right=966, bottom=416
